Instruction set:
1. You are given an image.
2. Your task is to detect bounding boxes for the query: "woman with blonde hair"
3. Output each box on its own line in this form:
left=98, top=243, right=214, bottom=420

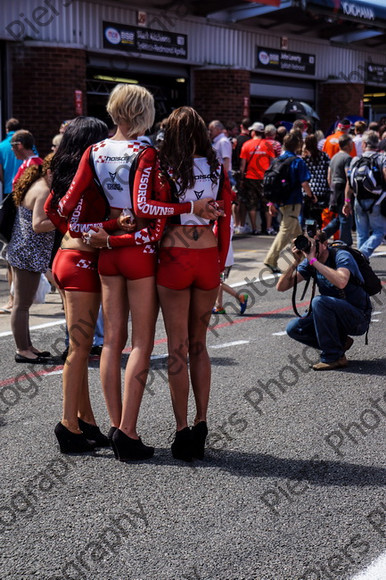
left=7, top=155, right=55, bottom=362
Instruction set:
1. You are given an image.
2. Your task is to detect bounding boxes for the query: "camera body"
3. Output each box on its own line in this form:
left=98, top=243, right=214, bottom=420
left=294, top=219, right=318, bottom=254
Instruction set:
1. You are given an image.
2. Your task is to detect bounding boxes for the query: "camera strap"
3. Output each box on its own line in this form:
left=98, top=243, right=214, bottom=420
left=292, top=268, right=317, bottom=318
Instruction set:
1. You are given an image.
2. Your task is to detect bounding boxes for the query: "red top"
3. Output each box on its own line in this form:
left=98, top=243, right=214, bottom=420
left=13, top=156, right=43, bottom=187
left=323, top=130, right=357, bottom=159
left=240, top=138, right=275, bottom=180
left=45, top=145, right=168, bottom=247
left=133, top=147, right=232, bottom=271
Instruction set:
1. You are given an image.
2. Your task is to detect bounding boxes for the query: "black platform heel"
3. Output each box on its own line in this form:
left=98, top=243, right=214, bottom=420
left=171, top=427, right=193, bottom=462
left=54, top=422, right=95, bottom=454
left=78, top=418, right=110, bottom=448
left=108, top=427, right=118, bottom=459
left=191, top=421, right=208, bottom=459
left=112, top=429, right=154, bottom=461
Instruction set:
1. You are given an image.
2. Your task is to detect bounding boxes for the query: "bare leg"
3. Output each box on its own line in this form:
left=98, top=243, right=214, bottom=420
left=188, top=286, right=219, bottom=424
left=119, top=277, right=158, bottom=438
left=61, top=290, right=100, bottom=433
left=99, top=275, right=129, bottom=428
left=157, top=285, right=191, bottom=431
left=78, top=367, right=97, bottom=425
left=214, top=284, right=224, bottom=309
left=221, top=282, right=238, bottom=300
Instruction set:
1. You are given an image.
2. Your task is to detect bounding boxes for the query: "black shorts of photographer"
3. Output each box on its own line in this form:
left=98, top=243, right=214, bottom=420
left=242, top=178, right=273, bottom=235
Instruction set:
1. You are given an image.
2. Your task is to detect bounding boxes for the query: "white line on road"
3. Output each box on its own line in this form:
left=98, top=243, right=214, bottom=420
left=272, top=331, right=287, bottom=336
left=0, top=318, right=66, bottom=338
left=210, top=340, right=249, bottom=349
left=351, top=550, right=386, bottom=579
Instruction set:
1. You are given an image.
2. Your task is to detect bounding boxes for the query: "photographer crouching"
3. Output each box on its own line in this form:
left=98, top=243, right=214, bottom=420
left=276, top=226, right=372, bottom=370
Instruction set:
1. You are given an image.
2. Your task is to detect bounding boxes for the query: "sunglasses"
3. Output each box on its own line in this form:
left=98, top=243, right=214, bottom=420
left=11, top=142, right=20, bottom=148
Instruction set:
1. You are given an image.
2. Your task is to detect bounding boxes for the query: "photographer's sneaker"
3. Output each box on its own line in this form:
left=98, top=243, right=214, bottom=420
left=312, top=356, right=348, bottom=371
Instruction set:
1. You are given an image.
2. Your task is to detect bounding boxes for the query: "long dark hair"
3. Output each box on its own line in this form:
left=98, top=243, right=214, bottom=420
left=159, top=106, right=219, bottom=194
left=303, top=134, right=321, bottom=162
left=50, top=116, right=108, bottom=206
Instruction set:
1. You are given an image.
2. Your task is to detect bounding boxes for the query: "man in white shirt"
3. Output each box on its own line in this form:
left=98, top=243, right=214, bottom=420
left=208, top=120, right=232, bottom=173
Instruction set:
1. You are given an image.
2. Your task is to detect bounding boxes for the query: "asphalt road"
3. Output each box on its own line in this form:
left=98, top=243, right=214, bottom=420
left=0, top=237, right=385, bottom=580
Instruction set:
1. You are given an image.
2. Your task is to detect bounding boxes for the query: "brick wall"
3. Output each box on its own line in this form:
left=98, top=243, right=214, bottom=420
left=194, top=69, right=250, bottom=124
left=318, top=82, right=364, bottom=132
left=11, top=46, right=87, bottom=156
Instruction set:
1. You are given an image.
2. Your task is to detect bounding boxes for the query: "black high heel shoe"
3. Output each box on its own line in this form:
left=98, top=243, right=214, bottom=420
left=54, top=422, right=95, bottom=454
left=171, top=427, right=193, bottom=462
left=112, top=429, right=154, bottom=461
left=78, top=418, right=110, bottom=448
left=108, top=427, right=118, bottom=458
left=191, top=421, right=208, bottom=459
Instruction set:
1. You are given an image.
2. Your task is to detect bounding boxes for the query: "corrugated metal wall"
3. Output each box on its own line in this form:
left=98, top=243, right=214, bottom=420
left=1, top=0, right=385, bottom=82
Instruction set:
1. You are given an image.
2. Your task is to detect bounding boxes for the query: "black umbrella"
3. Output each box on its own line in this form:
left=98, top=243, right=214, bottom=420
left=263, top=99, right=319, bottom=120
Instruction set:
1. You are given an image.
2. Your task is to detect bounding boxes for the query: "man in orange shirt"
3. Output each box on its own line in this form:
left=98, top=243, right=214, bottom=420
left=240, top=122, right=275, bottom=234
left=323, top=119, right=357, bottom=160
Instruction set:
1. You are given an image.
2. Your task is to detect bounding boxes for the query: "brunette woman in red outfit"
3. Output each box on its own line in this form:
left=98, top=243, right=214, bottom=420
left=46, top=116, right=120, bottom=453
left=133, top=107, right=231, bottom=461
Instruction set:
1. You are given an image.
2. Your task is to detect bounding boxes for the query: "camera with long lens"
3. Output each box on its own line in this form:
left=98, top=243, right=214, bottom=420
left=294, top=219, right=318, bottom=254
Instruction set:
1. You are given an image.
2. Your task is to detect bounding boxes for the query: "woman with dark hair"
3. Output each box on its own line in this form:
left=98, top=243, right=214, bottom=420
left=135, top=106, right=231, bottom=461
left=302, top=134, right=330, bottom=228
left=45, top=116, right=118, bottom=453
left=7, top=154, right=55, bottom=362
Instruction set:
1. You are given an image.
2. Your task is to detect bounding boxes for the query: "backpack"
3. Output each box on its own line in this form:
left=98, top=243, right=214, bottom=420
left=329, top=241, right=382, bottom=296
left=263, top=156, right=295, bottom=204
left=349, top=155, right=383, bottom=200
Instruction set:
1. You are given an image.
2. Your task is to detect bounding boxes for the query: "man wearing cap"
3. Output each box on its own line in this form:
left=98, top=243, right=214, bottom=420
left=323, top=119, right=357, bottom=160
left=239, top=122, right=275, bottom=234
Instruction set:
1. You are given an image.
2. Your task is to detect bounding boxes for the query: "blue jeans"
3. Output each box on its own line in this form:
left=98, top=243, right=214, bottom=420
left=286, top=295, right=370, bottom=363
left=323, top=206, right=353, bottom=246
left=354, top=198, right=386, bottom=258
left=93, top=306, right=104, bottom=347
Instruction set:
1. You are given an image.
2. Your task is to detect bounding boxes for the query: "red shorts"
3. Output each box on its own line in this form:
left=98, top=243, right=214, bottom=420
left=52, top=249, right=101, bottom=293
left=157, top=247, right=220, bottom=291
left=98, top=245, right=156, bottom=279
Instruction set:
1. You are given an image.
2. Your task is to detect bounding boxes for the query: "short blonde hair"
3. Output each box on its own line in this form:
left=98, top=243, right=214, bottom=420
left=107, top=84, right=155, bottom=135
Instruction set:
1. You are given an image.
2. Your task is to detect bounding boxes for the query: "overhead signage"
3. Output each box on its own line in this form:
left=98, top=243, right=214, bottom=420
left=256, top=47, right=316, bottom=76
left=307, top=0, right=386, bottom=25
left=103, top=21, right=188, bottom=59
left=366, top=62, right=386, bottom=84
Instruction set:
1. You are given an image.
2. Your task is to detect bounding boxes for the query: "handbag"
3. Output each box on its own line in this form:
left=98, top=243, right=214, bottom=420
left=33, top=274, right=51, bottom=304
left=0, top=193, right=17, bottom=243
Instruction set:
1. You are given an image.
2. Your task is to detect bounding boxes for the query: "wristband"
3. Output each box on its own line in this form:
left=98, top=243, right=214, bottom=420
left=267, top=202, right=273, bottom=207
left=309, top=258, right=317, bottom=266
left=189, top=200, right=194, bottom=214
left=106, top=235, right=112, bottom=250
left=344, top=198, right=351, bottom=203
